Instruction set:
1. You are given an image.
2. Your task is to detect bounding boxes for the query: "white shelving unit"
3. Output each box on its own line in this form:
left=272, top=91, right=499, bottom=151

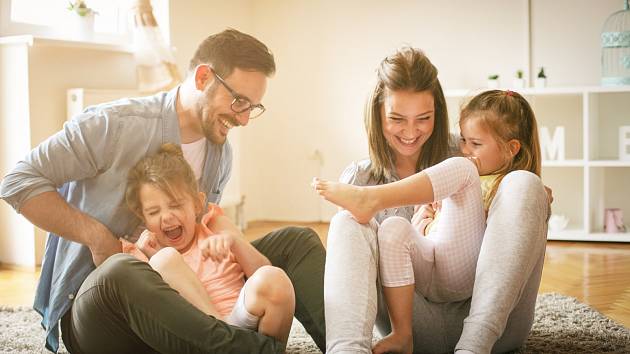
left=445, top=86, right=630, bottom=242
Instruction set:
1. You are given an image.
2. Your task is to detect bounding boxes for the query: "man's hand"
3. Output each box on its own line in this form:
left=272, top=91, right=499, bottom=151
left=19, top=192, right=122, bottom=267
left=88, top=223, right=122, bottom=266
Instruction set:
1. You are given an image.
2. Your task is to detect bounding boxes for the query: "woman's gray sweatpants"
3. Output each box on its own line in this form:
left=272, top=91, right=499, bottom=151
left=324, top=170, right=549, bottom=354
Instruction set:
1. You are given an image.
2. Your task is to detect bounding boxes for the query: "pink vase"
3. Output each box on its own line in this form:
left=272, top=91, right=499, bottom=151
left=604, top=208, right=627, bottom=233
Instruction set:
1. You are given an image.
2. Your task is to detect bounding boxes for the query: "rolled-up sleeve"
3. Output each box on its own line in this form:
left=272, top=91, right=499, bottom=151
left=339, top=161, right=365, bottom=185
left=0, top=110, right=116, bottom=213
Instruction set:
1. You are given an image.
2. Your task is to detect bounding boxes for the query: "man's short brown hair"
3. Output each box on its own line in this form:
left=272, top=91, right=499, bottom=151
left=188, top=28, right=276, bottom=78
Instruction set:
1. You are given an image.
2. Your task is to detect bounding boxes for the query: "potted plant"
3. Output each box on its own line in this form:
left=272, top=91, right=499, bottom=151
left=67, top=1, right=97, bottom=41
left=512, top=70, right=526, bottom=88
left=487, top=74, right=500, bottom=89
left=536, top=67, right=547, bottom=88
left=68, top=0, right=96, bottom=16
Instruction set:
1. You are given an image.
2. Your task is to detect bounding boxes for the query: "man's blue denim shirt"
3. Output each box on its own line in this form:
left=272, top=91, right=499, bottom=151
left=0, top=87, right=232, bottom=352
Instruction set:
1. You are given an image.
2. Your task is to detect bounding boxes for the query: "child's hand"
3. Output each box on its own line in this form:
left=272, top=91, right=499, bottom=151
left=412, top=202, right=440, bottom=235
left=136, top=229, right=161, bottom=259
left=199, top=233, right=235, bottom=262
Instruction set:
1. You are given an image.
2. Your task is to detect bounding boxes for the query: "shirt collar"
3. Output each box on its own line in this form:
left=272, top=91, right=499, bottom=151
left=162, top=86, right=182, bottom=145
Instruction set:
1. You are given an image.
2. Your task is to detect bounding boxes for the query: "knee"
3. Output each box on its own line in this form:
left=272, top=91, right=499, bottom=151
left=331, top=209, right=355, bottom=226
left=329, top=210, right=379, bottom=246
left=502, top=170, right=543, bottom=191
left=278, top=226, right=323, bottom=250
left=331, top=209, right=378, bottom=228
left=378, top=216, right=413, bottom=244
left=505, top=169, right=539, bottom=181
left=499, top=171, right=547, bottom=204
left=249, top=265, right=295, bottom=305
left=94, top=253, right=146, bottom=287
left=379, top=216, right=409, bottom=229
left=148, top=247, right=182, bottom=271
left=294, top=226, right=323, bottom=248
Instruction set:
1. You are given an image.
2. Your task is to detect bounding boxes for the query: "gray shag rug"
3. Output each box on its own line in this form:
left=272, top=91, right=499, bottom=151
left=1, top=293, right=628, bottom=354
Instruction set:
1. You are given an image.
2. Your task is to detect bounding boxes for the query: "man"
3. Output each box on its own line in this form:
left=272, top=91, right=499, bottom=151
left=0, top=28, right=325, bottom=354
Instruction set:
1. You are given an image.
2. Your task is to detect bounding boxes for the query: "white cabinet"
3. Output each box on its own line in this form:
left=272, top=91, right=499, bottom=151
left=0, top=35, right=136, bottom=267
left=67, top=88, right=140, bottom=121
left=446, top=86, right=630, bottom=242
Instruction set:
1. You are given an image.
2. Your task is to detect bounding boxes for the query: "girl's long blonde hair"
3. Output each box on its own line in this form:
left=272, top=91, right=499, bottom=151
left=460, top=90, right=541, bottom=209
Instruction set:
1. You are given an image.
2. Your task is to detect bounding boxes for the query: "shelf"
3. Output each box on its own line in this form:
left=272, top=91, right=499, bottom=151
left=547, top=231, right=630, bottom=242
left=588, top=160, right=630, bottom=167
left=444, top=85, right=630, bottom=97
left=542, top=160, right=630, bottom=167
left=542, top=160, right=585, bottom=167
left=446, top=87, right=630, bottom=243
left=0, top=35, right=134, bottom=53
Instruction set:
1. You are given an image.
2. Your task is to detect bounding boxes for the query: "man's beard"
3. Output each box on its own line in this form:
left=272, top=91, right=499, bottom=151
left=201, top=108, right=240, bottom=145
left=199, top=86, right=225, bottom=145
left=198, top=85, right=239, bottom=145
left=200, top=108, right=224, bottom=145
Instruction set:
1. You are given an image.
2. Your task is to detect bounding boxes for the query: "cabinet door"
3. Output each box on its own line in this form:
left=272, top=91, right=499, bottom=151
left=527, top=93, right=586, bottom=239
left=527, top=93, right=584, bottom=163
left=589, top=166, right=630, bottom=238
left=543, top=166, right=585, bottom=236
left=586, top=92, right=630, bottom=240
left=588, top=91, right=630, bottom=163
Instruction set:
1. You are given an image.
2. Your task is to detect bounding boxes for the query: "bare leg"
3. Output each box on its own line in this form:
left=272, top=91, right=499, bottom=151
left=243, top=265, right=296, bottom=348
left=312, top=171, right=434, bottom=224
left=372, top=285, right=414, bottom=354
left=313, top=157, right=480, bottom=224
left=149, top=247, right=221, bottom=319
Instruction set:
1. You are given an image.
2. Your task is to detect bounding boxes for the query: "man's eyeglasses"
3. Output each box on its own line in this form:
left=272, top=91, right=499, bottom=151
left=211, top=68, right=266, bottom=119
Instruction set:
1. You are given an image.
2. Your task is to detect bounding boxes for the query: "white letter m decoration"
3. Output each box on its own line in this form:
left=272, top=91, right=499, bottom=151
left=540, top=126, right=565, bottom=161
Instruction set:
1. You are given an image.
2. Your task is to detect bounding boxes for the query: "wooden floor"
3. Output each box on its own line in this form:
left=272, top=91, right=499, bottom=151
left=1, top=221, right=629, bottom=329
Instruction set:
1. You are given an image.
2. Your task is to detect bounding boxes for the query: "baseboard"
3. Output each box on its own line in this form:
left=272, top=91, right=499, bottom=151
left=0, top=262, right=39, bottom=272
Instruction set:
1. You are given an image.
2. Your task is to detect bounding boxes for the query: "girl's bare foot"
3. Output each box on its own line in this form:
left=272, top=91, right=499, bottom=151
left=311, top=177, right=377, bottom=224
left=372, top=332, right=413, bottom=354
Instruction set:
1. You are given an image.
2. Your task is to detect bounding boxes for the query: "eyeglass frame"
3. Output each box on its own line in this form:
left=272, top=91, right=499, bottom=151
left=207, top=66, right=266, bottom=119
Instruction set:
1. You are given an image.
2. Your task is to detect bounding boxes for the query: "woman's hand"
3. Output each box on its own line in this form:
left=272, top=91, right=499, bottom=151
left=199, top=233, right=236, bottom=262
left=544, top=185, right=554, bottom=204
left=136, top=229, right=161, bottom=259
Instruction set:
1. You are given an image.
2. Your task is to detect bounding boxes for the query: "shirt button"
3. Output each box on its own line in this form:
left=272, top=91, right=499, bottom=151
left=68, top=294, right=75, bottom=300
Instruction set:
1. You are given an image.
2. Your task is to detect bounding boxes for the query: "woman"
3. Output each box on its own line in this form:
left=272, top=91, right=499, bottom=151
left=324, top=47, right=549, bottom=354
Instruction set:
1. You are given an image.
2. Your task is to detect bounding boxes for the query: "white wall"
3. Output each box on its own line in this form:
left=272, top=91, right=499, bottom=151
left=531, top=0, right=622, bottom=86
left=0, top=38, right=137, bottom=266
left=236, top=0, right=620, bottom=222
left=166, top=0, right=622, bottom=223
left=0, top=39, right=35, bottom=267
left=170, top=0, right=253, bottom=209
left=0, top=1, right=622, bottom=265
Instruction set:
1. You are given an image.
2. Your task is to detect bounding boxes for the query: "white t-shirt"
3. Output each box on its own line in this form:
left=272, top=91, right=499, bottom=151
left=181, top=138, right=207, bottom=181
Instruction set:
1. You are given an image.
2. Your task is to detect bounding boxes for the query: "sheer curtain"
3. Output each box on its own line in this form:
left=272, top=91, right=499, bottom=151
left=130, top=0, right=180, bottom=93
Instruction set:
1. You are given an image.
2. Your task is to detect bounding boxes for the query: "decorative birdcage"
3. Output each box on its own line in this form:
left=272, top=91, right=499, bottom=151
left=602, top=0, right=630, bottom=86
